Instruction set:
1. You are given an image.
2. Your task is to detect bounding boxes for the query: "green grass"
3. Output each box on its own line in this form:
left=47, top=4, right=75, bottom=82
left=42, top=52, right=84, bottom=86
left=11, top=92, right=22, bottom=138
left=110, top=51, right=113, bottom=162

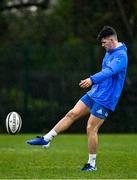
left=0, top=134, right=137, bottom=179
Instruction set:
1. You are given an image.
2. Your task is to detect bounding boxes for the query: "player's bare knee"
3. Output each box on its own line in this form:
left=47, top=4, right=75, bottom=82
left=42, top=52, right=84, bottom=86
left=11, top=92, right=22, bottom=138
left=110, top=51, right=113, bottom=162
left=87, top=124, right=92, bottom=135
left=87, top=124, right=98, bottom=135
left=66, top=109, right=79, bottom=120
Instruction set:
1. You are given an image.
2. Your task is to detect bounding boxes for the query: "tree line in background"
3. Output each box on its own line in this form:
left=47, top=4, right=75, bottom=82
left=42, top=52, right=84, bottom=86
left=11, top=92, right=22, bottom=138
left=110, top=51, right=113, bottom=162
left=0, top=0, right=137, bottom=133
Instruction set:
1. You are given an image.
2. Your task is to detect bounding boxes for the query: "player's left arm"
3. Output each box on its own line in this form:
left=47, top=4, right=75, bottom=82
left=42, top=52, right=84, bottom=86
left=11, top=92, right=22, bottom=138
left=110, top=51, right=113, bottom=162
left=79, top=78, right=92, bottom=88
left=90, top=54, right=128, bottom=84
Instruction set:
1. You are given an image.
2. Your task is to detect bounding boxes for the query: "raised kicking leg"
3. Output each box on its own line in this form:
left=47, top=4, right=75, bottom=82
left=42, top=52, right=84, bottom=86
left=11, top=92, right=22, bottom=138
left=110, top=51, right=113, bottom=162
left=26, top=100, right=90, bottom=146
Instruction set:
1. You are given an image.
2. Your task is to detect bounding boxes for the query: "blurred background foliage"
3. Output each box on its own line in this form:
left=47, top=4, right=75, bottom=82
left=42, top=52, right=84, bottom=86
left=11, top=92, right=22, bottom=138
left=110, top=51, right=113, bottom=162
left=0, top=0, right=137, bottom=133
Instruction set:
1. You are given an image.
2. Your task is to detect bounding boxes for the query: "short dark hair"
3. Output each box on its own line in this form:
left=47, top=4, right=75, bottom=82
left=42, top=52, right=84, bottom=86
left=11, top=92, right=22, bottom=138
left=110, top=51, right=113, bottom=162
left=97, top=26, right=117, bottom=41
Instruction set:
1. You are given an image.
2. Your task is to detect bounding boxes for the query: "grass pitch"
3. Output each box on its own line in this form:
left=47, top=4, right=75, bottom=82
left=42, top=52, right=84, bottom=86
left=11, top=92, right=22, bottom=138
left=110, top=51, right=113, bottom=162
left=0, top=134, right=137, bottom=179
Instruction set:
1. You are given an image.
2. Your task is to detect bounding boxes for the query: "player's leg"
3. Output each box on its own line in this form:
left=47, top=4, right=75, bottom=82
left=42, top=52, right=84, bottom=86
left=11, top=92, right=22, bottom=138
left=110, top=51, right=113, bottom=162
left=43, top=100, right=89, bottom=141
left=26, top=99, right=90, bottom=146
left=87, top=115, right=104, bottom=162
left=53, top=100, right=90, bottom=133
left=81, top=100, right=110, bottom=171
left=81, top=115, right=104, bottom=171
left=87, top=115, right=104, bottom=154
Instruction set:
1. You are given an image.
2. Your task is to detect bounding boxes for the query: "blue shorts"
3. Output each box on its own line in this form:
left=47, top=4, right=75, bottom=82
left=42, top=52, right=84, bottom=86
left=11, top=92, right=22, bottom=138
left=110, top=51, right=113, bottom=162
left=80, top=94, right=110, bottom=120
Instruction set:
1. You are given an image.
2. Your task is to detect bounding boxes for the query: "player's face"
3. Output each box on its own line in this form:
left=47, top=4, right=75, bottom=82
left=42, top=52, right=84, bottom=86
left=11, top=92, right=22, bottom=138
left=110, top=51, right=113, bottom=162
left=101, top=37, right=114, bottom=51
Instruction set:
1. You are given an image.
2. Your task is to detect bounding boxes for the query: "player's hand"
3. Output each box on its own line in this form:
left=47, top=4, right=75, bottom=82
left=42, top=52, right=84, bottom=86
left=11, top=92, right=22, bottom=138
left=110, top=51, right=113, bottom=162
left=79, top=78, right=92, bottom=88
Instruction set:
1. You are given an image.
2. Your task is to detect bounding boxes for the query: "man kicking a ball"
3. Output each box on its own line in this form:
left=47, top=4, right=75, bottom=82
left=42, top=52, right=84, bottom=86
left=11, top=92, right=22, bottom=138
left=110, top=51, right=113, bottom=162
left=26, top=26, right=128, bottom=171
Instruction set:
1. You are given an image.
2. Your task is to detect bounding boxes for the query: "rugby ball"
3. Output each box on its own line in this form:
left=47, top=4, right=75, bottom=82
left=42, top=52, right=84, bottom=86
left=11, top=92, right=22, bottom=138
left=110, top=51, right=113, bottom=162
left=6, top=112, right=22, bottom=134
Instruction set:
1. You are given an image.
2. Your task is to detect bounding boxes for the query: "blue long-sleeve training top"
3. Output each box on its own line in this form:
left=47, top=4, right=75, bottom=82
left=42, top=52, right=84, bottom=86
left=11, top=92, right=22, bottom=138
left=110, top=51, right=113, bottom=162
left=87, top=43, right=128, bottom=111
